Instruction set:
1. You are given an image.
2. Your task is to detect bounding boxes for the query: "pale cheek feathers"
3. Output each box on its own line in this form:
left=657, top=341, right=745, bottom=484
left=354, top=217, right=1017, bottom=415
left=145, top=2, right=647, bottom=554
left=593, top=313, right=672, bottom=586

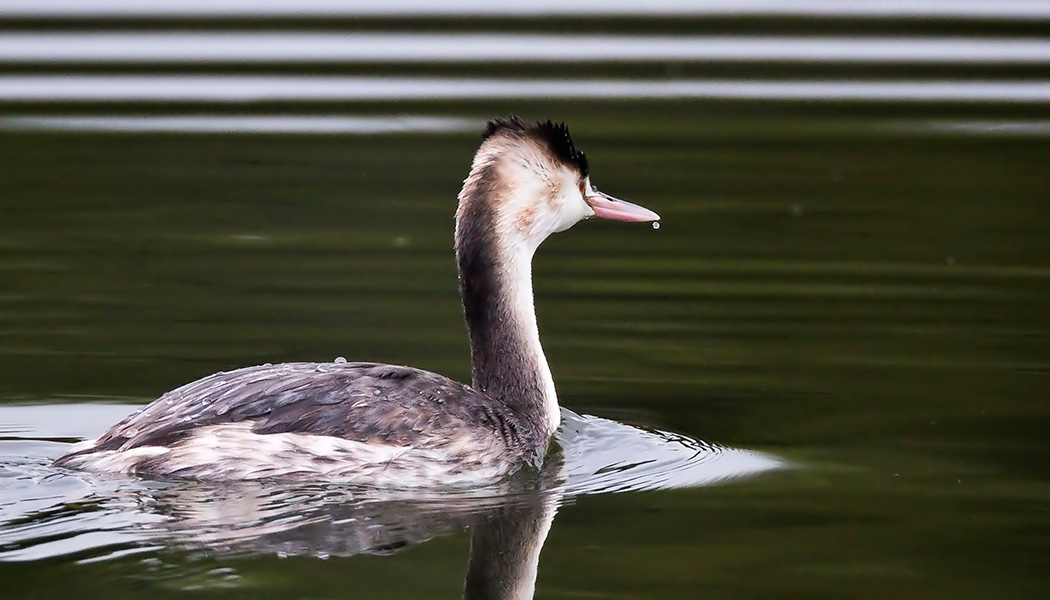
left=550, top=171, right=594, bottom=233
left=473, top=143, right=592, bottom=246
left=511, top=168, right=591, bottom=239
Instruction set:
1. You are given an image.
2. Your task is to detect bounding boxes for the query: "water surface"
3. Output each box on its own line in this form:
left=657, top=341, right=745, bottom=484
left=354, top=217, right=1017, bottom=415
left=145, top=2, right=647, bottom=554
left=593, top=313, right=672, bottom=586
left=1, top=3, right=1049, bottom=599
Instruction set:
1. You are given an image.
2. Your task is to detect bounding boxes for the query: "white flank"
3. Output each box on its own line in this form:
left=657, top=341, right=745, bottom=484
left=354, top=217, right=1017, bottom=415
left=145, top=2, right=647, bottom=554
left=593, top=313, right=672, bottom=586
left=61, top=423, right=512, bottom=487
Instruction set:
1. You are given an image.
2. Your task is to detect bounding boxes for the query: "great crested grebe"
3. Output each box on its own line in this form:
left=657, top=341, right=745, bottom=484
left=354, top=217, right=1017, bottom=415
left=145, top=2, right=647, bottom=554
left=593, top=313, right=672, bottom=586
left=54, top=116, right=660, bottom=486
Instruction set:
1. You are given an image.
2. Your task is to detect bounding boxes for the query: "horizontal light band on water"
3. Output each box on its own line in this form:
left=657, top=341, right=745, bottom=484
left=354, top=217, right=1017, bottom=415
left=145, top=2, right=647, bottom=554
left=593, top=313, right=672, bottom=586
left=2, top=34, right=1050, bottom=64
left=1, top=0, right=1049, bottom=19
left=4, top=116, right=1049, bottom=139
left=0, top=115, right=479, bottom=134
left=0, top=76, right=1048, bottom=103
left=888, top=119, right=1050, bottom=136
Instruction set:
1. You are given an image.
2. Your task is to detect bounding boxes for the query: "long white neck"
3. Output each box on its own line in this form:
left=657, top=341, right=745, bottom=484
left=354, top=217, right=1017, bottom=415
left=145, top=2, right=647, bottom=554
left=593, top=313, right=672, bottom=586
left=491, top=243, right=560, bottom=433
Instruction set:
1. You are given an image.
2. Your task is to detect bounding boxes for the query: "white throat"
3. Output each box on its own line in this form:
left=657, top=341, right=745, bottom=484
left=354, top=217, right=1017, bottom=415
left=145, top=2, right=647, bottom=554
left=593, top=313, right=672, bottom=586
left=494, top=236, right=561, bottom=435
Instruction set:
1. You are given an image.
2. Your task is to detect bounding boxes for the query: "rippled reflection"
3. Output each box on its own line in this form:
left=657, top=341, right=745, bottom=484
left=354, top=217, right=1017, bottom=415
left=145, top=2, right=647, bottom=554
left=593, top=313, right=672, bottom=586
left=0, top=402, right=781, bottom=597
left=2, top=0, right=1048, bottom=19
left=3, top=33, right=1048, bottom=64
left=2, top=447, right=561, bottom=597
left=5, top=114, right=1050, bottom=138
left=0, top=115, right=478, bottom=135
left=3, top=76, right=1049, bottom=102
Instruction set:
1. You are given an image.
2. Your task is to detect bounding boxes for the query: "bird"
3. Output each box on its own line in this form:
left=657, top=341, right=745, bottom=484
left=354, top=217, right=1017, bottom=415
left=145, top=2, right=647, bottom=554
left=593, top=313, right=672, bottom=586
left=53, top=116, right=660, bottom=487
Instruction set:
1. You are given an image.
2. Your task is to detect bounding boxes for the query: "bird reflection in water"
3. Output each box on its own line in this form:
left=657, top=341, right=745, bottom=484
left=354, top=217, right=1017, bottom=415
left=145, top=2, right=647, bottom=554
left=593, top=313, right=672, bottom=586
left=2, top=406, right=783, bottom=596
left=121, top=457, right=565, bottom=599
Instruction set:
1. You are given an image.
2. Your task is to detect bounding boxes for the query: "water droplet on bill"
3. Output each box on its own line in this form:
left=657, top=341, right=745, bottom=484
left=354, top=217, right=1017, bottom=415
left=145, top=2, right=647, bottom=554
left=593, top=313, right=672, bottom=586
left=652, top=221, right=660, bottom=230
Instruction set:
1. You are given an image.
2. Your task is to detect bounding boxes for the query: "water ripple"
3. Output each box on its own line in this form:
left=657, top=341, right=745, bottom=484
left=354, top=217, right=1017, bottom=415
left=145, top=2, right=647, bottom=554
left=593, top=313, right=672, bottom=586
left=1, top=76, right=1048, bottom=103
left=2, top=0, right=1049, bottom=20
left=3, top=33, right=1049, bottom=64
left=0, top=115, right=477, bottom=134
left=0, top=403, right=783, bottom=562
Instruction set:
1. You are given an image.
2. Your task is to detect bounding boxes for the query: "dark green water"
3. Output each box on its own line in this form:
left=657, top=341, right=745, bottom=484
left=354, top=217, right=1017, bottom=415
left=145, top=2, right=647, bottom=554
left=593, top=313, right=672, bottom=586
left=2, top=3, right=1050, bottom=599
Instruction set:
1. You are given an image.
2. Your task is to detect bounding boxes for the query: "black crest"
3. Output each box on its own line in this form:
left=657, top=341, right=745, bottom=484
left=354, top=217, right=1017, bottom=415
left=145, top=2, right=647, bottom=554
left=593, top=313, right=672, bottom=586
left=482, top=115, right=589, bottom=177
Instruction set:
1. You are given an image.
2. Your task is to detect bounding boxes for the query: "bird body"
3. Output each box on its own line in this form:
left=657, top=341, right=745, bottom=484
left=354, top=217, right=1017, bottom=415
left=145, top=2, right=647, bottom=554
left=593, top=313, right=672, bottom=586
left=54, top=116, right=659, bottom=486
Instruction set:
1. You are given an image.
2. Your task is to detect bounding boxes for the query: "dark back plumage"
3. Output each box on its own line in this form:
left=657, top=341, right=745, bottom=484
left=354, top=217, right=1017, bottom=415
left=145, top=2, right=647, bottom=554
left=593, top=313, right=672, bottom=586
left=54, top=362, right=546, bottom=469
